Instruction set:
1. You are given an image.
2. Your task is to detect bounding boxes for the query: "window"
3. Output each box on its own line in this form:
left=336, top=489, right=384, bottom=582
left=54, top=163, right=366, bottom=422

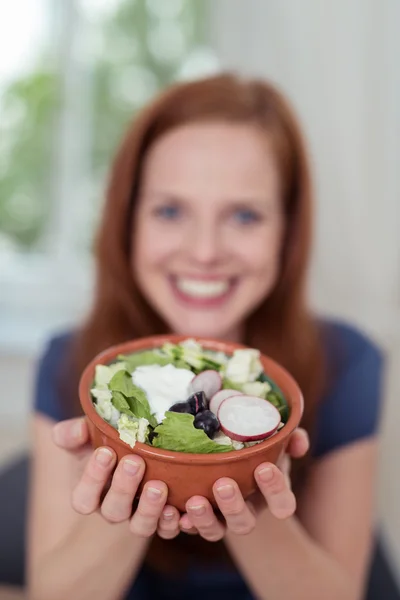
left=0, top=0, right=218, bottom=352
left=0, top=0, right=58, bottom=252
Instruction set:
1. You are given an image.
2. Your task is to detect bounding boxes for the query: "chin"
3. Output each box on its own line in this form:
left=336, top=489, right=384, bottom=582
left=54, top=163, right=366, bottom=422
left=165, top=313, right=237, bottom=342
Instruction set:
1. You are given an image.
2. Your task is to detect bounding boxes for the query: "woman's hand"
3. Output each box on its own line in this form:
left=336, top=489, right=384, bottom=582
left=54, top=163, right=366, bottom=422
left=53, top=417, right=181, bottom=540
left=53, top=418, right=308, bottom=543
left=179, top=428, right=309, bottom=541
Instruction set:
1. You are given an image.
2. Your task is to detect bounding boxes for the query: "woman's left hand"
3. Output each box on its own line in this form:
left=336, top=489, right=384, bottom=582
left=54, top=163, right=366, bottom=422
left=179, top=428, right=309, bottom=541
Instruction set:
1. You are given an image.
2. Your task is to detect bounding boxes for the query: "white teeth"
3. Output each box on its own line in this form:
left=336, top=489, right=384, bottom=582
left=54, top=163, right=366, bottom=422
left=176, top=278, right=230, bottom=299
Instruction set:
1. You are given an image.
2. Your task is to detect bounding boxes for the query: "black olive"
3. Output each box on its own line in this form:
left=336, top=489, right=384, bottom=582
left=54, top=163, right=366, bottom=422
left=194, top=410, right=220, bottom=439
left=148, top=430, right=157, bottom=444
left=169, top=402, right=194, bottom=415
left=187, top=391, right=208, bottom=414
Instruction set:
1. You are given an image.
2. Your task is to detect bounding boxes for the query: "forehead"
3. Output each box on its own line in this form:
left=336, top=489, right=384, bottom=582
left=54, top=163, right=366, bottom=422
left=140, top=122, right=280, bottom=197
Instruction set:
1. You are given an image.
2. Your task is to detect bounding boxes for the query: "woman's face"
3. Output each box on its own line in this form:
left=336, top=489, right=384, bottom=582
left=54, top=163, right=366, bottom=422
left=132, top=121, right=284, bottom=340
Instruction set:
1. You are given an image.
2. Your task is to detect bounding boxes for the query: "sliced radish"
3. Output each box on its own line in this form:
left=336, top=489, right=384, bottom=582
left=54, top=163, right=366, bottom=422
left=209, top=389, right=243, bottom=416
left=190, top=370, right=222, bottom=400
left=218, top=395, right=281, bottom=442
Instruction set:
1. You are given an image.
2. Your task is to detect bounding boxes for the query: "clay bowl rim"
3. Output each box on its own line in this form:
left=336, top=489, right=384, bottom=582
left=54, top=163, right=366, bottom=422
left=79, top=334, right=303, bottom=466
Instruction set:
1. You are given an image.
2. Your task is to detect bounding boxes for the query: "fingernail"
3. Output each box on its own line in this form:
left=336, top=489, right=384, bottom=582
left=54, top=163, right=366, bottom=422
left=163, top=510, right=175, bottom=520
left=72, top=420, right=83, bottom=439
left=258, top=467, right=274, bottom=482
left=147, top=487, right=162, bottom=501
left=188, top=504, right=206, bottom=516
left=216, top=484, right=235, bottom=500
left=123, top=459, right=140, bottom=475
left=95, top=447, right=113, bottom=466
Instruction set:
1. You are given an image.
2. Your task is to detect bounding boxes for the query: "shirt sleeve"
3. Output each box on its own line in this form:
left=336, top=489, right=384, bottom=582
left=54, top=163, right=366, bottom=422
left=33, top=333, right=76, bottom=422
left=313, top=323, right=385, bottom=458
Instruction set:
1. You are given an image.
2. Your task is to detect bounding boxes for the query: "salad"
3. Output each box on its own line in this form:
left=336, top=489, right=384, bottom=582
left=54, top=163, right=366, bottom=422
left=91, top=339, right=288, bottom=454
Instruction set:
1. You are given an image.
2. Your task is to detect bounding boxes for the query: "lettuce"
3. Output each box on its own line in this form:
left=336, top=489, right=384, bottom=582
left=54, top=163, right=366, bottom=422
left=242, top=381, right=271, bottom=398
left=117, top=350, right=171, bottom=372
left=151, top=412, right=233, bottom=453
left=161, top=340, right=227, bottom=373
left=222, top=378, right=244, bottom=392
left=117, top=414, right=149, bottom=448
left=108, top=370, right=157, bottom=427
left=94, top=362, right=127, bottom=386
left=213, top=431, right=244, bottom=450
left=93, top=395, right=120, bottom=427
left=224, top=349, right=263, bottom=383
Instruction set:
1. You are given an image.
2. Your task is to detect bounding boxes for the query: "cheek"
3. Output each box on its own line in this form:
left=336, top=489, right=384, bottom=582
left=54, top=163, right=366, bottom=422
left=133, top=220, right=179, bottom=269
left=239, top=225, right=283, bottom=278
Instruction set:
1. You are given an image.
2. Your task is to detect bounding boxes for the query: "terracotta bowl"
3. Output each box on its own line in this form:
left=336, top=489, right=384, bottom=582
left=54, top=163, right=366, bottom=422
left=79, top=335, right=303, bottom=512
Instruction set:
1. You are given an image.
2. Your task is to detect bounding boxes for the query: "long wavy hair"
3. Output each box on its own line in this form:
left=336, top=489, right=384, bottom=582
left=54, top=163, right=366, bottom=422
left=66, top=73, right=327, bottom=572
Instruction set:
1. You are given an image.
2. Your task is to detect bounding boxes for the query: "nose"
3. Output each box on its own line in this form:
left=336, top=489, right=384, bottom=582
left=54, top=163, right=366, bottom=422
left=185, top=220, right=223, bottom=266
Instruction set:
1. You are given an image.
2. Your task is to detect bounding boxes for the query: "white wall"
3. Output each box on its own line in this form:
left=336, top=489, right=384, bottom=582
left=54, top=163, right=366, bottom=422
left=0, top=354, right=34, bottom=422
left=210, top=0, right=400, bottom=579
left=211, top=0, right=400, bottom=340
left=0, top=353, right=33, bottom=466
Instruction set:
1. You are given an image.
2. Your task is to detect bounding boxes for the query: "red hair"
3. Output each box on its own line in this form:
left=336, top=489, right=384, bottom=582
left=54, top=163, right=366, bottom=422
left=68, top=72, right=326, bottom=571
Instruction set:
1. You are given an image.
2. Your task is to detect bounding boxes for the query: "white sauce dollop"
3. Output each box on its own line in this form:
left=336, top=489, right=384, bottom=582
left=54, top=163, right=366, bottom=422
left=131, top=364, right=195, bottom=423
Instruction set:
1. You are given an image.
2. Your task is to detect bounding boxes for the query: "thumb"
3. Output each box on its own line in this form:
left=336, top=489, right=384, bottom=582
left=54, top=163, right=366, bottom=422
left=53, top=417, right=89, bottom=450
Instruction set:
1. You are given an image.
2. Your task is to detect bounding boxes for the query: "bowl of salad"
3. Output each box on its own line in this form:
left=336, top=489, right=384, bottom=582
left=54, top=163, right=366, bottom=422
left=79, top=335, right=303, bottom=511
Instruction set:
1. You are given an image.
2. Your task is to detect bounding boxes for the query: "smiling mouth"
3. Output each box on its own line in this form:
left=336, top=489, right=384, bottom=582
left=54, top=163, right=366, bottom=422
left=170, top=276, right=238, bottom=307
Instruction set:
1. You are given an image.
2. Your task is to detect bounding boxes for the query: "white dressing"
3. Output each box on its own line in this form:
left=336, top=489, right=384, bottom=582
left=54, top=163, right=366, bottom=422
left=132, top=363, right=195, bottom=423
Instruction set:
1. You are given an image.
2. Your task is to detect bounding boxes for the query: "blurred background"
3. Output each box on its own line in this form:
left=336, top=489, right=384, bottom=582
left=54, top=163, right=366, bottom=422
left=0, top=0, right=399, bottom=595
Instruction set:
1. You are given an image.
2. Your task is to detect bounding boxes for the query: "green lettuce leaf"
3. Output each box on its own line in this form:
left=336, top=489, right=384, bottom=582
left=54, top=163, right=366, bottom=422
left=117, top=350, right=171, bottom=371
left=160, top=341, right=226, bottom=373
left=118, top=349, right=193, bottom=373
left=242, top=380, right=271, bottom=398
left=128, top=395, right=158, bottom=428
left=94, top=362, right=126, bottom=386
left=109, top=370, right=157, bottom=427
left=117, top=414, right=150, bottom=448
left=257, top=373, right=289, bottom=422
left=152, top=412, right=233, bottom=453
left=266, top=391, right=289, bottom=421
left=224, top=348, right=263, bottom=383
left=109, top=370, right=137, bottom=397
left=111, top=390, right=134, bottom=416
left=222, top=378, right=244, bottom=392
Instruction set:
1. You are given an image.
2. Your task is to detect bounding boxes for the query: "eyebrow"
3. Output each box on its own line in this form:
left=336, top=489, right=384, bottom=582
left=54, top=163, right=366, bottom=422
left=142, top=191, right=273, bottom=208
left=142, top=192, right=185, bottom=203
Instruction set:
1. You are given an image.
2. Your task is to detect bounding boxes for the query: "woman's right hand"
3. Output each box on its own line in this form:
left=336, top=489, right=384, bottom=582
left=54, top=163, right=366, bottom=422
left=53, top=417, right=180, bottom=540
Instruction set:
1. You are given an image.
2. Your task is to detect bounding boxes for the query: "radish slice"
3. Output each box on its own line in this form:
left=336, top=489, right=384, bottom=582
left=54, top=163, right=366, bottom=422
left=218, top=395, right=281, bottom=442
left=209, top=389, right=242, bottom=416
left=190, top=370, right=222, bottom=400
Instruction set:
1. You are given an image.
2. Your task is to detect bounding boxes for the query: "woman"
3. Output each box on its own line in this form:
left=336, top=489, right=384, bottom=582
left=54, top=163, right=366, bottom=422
left=28, top=74, right=383, bottom=600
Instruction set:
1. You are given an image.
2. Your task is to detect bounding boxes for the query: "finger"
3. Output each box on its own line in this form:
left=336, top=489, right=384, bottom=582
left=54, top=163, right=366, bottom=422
left=72, top=447, right=116, bottom=514
left=287, top=428, right=309, bottom=458
left=100, top=456, right=145, bottom=523
left=53, top=418, right=89, bottom=450
left=278, top=454, right=292, bottom=488
left=245, top=491, right=266, bottom=515
left=255, top=463, right=296, bottom=519
left=130, top=481, right=168, bottom=538
left=179, top=513, right=198, bottom=535
left=213, top=479, right=256, bottom=536
left=185, top=496, right=225, bottom=542
left=157, top=506, right=181, bottom=540
left=276, top=449, right=291, bottom=476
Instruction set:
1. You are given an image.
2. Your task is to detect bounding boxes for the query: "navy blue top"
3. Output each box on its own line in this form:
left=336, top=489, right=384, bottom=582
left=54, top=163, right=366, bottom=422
left=33, top=320, right=384, bottom=599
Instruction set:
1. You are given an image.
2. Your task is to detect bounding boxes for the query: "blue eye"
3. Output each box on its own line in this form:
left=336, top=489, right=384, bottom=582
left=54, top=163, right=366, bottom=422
left=155, top=205, right=181, bottom=220
left=233, top=209, right=261, bottom=225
